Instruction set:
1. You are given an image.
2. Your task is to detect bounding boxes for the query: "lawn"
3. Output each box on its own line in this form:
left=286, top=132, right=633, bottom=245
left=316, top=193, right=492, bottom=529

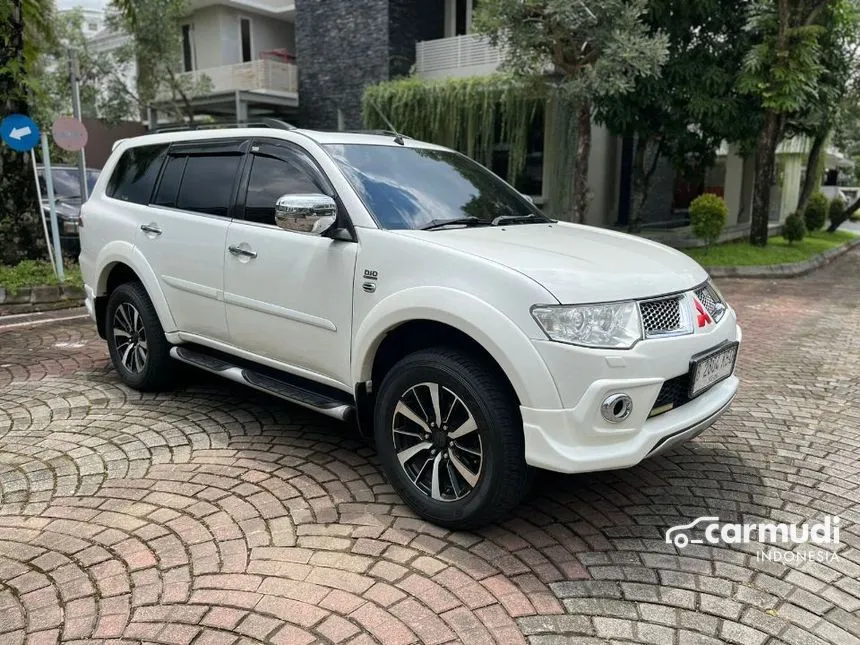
left=0, top=260, right=83, bottom=295
left=683, top=230, right=857, bottom=267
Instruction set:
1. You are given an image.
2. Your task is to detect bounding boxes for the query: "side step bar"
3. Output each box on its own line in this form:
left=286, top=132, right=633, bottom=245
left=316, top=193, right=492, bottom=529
left=170, top=346, right=354, bottom=421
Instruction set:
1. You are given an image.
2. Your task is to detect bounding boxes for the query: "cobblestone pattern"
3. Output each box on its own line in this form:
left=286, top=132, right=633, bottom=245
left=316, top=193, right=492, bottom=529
left=0, top=250, right=858, bottom=644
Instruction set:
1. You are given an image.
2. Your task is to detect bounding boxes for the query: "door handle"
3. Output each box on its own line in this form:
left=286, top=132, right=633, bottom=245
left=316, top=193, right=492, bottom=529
left=140, top=224, right=162, bottom=235
left=228, top=244, right=258, bottom=259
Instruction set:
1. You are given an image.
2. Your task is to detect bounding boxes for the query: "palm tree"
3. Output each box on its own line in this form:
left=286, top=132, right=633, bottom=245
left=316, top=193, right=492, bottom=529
left=0, top=0, right=54, bottom=265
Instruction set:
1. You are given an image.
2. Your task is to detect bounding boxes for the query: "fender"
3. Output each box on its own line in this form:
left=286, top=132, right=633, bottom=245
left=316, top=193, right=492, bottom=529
left=352, top=287, right=562, bottom=410
left=94, top=240, right=178, bottom=333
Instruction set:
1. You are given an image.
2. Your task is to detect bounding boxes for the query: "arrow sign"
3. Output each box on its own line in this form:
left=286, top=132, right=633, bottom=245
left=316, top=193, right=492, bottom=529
left=10, top=126, right=32, bottom=140
left=0, top=114, right=40, bottom=152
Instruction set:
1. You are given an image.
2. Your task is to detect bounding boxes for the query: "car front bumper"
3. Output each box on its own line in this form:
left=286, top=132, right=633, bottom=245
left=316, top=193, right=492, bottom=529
left=521, top=312, right=741, bottom=474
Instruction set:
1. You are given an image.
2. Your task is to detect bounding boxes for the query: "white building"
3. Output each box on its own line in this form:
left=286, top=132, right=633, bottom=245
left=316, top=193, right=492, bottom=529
left=150, top=0, right=298, bottom=123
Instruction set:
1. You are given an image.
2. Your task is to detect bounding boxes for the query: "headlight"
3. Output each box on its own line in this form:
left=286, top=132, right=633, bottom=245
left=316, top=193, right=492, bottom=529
left=531, top=301, right=642, bottom=349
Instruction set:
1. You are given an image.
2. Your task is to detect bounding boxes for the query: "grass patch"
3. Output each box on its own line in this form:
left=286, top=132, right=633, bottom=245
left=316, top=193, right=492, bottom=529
left=683, top=230, right=857, bottom=267
left=0, top=260, right=83, bottom=295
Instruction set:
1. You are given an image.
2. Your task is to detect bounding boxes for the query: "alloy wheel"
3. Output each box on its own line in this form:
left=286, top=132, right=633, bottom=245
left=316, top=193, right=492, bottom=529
left=391, top=382, right=483, bottom=502
left=113, top=302, right=148, bottom=374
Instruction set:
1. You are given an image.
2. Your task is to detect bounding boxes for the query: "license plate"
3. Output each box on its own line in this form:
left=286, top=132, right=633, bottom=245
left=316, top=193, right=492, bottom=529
left=689, top=342, right=738, bottom=398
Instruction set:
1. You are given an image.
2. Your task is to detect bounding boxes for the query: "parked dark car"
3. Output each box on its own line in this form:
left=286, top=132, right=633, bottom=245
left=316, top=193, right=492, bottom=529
left=38, top=165, right=100, bottom=257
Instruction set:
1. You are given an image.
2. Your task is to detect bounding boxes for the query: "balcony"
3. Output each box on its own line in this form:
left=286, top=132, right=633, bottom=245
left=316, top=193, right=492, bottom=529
left=415, top=34, right=504, bottom=79
left=170, top=58, right=298, bottom=98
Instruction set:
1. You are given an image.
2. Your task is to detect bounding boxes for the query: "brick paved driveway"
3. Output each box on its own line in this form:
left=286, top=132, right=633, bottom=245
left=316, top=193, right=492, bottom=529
left=1, top=250, right=859, bottom=645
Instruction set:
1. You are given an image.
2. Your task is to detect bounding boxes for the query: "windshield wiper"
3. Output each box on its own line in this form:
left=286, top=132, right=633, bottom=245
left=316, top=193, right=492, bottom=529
left=491, top=214, right=541, bottom=226
left=420, top=217, right=492, bottom=231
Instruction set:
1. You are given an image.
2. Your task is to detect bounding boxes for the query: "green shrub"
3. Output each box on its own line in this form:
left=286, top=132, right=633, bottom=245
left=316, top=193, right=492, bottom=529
left=828, top=196, right=847, bottom=231
left=783, top=211, right=806, bottom=244
left=803, top=192, right=828, bottom=231
left=689, top=193, right=728, bottom=247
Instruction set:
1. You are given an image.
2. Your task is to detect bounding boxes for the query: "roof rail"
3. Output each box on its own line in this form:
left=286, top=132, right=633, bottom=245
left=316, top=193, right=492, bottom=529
left=154, top=119, right=297, bottom=134
left=344, top=129, right=412, bottom=140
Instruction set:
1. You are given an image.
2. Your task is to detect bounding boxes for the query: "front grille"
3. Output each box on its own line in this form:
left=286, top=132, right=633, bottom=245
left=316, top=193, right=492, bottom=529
left=639, top=296, right=684, bottom=337
left=695, top=283, right=725, bottom=321
left=650, top=373, right=692, bottom=417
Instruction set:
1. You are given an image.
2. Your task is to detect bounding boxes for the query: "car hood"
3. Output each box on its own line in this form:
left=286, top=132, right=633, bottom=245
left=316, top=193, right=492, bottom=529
left=398, top=222, right=709, bottom=303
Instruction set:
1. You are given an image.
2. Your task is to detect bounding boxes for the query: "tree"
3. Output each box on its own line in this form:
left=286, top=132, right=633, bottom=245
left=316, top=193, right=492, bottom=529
left=791, top=0, right=860, bottom=212
left=474, top=0, right=668, bottom=222
left=107, top=0, right=211, bottom=123
left=596, top=0, right=761, bottom=231
left=738, top=0, right=837, bottom=246
left=32, top=9, right=138, bottom=130
left=0, top=0, right=53, bottom=266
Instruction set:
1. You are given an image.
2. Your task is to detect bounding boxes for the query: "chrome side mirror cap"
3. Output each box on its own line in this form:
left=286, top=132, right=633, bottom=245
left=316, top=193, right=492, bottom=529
left=274, top=193, right=337, bottom=235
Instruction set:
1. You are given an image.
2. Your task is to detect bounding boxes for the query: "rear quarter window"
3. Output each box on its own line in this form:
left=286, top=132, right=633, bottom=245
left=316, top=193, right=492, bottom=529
left=106, top=144, right=168, bottom=204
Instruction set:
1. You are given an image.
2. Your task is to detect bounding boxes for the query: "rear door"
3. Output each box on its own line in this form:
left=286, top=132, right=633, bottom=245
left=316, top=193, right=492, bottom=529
left=135, top=139, right=248, bottom=341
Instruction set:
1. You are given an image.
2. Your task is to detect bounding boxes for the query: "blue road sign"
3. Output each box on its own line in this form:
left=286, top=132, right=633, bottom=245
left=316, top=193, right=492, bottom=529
left=0, top=114, right=40, bottom=152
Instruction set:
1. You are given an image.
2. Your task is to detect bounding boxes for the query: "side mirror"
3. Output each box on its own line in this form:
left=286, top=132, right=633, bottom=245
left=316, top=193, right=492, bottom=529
left=275, top=193, right=337, bottom=235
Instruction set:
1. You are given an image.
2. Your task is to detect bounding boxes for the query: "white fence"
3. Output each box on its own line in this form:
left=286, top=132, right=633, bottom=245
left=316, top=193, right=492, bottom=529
left=170, top=59, right=298, bottom=97
left=415, top=34, right=503, bottom=79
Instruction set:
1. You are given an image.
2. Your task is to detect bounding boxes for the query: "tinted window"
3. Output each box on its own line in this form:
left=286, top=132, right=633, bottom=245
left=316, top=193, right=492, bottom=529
left=38, top=168, right=101, bottom=198
left=107, top=145, right=168, bottom=204
left=244, top=153, right=323, bottom=225
left=326, top=144, right=547, bottom=230
left=175, top=154, right=241, bottom=217
left=154, top=155, right=187, bottom=206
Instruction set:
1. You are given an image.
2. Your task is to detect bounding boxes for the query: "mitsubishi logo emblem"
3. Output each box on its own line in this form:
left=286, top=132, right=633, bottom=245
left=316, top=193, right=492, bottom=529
left=695, top=299, right=713, bottom=328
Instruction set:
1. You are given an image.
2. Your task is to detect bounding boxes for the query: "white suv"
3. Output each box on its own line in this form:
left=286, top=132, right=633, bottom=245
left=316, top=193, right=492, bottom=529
left=80, top=124, right=740, bottom=528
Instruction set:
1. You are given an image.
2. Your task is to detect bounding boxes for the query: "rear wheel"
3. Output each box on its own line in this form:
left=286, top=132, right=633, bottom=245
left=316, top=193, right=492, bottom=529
left=106, top=282, right=174, bottom=391
left=374, top=347, right=531, bottom=529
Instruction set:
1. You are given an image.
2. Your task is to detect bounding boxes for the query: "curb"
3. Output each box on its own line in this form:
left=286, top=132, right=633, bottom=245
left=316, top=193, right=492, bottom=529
left=0, top=285, right=85, bottom=316
left=705, top=237, right=860, bottom=279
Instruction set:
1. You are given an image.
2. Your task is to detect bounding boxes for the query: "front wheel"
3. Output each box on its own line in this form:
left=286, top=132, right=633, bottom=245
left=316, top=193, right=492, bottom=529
left=374, top=347, right=531, bottom=529
left=106, top=282, right=174, bottom=391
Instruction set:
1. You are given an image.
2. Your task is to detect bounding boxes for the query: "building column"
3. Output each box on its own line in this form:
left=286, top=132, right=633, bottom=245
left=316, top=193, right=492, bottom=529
left=235, top=91, right=248, bottom=123
left=723, top=145, right=744, bottom=226
left=780, top=154, right=803, bottom=221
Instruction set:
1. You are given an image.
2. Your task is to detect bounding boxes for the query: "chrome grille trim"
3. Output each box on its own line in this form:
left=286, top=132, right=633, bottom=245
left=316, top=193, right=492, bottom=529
left=638, top=294, right=693, bottom=338
left=694, top=283, right=726, bottom=322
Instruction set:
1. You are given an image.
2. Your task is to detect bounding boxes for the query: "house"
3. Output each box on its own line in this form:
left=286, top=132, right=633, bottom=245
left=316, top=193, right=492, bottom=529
left=145, top=0, right=298, bottom=124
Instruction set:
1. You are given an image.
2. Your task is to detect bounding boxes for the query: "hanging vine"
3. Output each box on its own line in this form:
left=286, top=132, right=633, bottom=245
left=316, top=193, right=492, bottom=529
left=362, top=74, right=549, bottom=185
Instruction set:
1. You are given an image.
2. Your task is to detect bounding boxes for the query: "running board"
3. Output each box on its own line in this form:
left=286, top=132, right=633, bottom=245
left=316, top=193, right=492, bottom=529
left=170, top=346, right=354, bottom=421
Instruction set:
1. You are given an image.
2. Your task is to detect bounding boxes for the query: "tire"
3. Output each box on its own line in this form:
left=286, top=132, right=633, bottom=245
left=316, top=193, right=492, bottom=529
left=105, top=282, right=174, bottom=391
left=374, top=347, right=532, bottom=529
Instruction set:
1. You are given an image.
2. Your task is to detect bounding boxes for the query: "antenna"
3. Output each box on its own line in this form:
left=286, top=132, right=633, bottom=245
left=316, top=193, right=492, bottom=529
left=368, top=98, right=405, bottom=145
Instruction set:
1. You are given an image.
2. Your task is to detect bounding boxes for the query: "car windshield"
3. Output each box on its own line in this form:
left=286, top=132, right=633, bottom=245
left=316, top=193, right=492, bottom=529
left=38, top=168, right=100, bottom=199
left=325, top=144, right=550, bottom=230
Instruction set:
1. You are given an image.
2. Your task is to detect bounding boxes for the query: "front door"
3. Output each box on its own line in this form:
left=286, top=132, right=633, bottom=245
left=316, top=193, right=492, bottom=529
left=135, top=140, right=247, bottom=341
left=223, top=140, right=357, bottom=387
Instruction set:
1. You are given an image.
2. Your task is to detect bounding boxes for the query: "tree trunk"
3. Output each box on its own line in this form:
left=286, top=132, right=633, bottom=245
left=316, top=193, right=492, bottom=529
left=750, top=111, right=781, bottom=247
left=628, top=137, right=661, bottom=234
left=797, top=130, right=828, bottom=214
left=827, top=196, right=860, bottom=232
left=572, top=102, right=591, bottom=223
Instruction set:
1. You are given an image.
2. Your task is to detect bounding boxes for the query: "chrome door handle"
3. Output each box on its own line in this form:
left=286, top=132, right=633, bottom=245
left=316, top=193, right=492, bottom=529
left=228, top=244, right=258, bottom=259
left=140, top=224, right=162, bottom=235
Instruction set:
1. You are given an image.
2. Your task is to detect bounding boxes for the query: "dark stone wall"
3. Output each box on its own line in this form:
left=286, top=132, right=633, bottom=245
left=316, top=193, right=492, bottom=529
left=388, top=0, right=445, bottom=78
left=296, top=0, right=390, bottom=130
left=296, top=0, right=445, bottom=130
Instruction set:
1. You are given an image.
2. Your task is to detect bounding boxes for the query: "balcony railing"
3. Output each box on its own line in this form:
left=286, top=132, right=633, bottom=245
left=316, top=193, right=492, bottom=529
left=166, top=59, right=298, bottom=98
left=415, top=34, right=504, bottom=79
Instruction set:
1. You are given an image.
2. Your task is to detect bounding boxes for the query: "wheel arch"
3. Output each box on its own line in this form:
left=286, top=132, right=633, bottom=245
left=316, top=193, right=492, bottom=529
left=352, top=289, right=562, bottom=435
left=93, top=242, right=177, bottom=337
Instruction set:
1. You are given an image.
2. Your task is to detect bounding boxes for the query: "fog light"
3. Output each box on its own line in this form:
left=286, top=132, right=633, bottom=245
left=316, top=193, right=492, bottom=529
left=601, top=393, right=633, bottom=423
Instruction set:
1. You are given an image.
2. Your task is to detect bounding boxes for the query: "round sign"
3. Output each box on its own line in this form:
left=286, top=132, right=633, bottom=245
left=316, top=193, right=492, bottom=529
left=51, top=116, right=88, bottom=152
left=0, top=114, right=40, bottom=152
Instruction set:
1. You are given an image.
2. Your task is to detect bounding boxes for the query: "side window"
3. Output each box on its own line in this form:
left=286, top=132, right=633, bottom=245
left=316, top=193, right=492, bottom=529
left=153, top=155, right=187, bottom=207
left=175, top=154, right=241, bottom=217
left=106, top=145, right=168, bottom=204
left=244, top=152, right=325, bottom=225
